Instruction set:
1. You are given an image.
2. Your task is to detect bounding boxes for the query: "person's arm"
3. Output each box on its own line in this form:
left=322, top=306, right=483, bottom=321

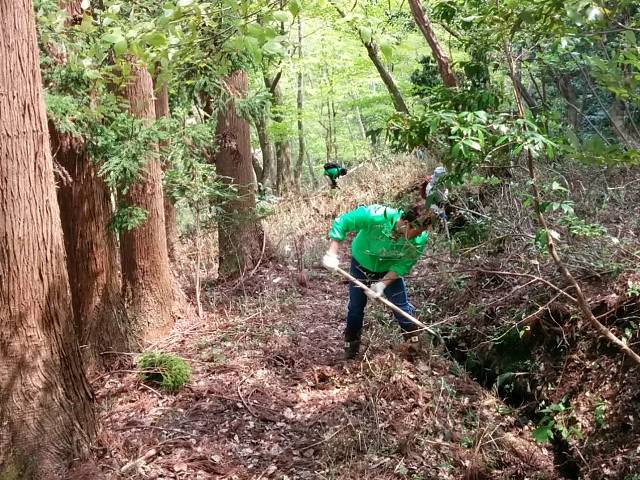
left=323, top=206, right=372, bottom=272
left=388, top=235, right=428, bottom=277
left=327, top=205, right=371, bottom=241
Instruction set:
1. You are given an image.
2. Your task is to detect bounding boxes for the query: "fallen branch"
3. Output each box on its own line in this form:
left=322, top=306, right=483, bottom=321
left=120, top=448, right=157, bottom=475
left=504, top=39, right=640, bottom=365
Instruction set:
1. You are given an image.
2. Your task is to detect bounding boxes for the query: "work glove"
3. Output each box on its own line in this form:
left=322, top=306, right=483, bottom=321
left=366, top=281, right=386, bottom=300
left=322, top=252, right=340, bottom=272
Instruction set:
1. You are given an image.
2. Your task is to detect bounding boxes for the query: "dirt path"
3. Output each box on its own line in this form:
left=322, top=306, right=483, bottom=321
left=94, top=259, right=560, bottom=480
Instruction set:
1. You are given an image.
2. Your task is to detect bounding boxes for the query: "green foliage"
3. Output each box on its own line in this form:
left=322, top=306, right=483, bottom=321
left=594, top=400, right=607, bottom=429
left=137, top=351, right=191, bottom=392
left=559, top=214, right=606, bottom=237
left=627, top=280, right=640, bottom=298
left=109, top=205, right=148, bottom=232
left=533, top=399, right=582, bottom=444
left=452, top=218, right=490, bottom=248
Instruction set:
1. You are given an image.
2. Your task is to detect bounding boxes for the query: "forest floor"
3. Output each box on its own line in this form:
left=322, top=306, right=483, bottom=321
left=92, top=261, right=558, bottom=480
left=90, top=159, right=640, bottom=480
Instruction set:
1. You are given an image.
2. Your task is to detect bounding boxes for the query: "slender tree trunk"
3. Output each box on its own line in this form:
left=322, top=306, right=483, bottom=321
left=154, top=78, right=178, bottom=261
left=52, top=126, right=131, bottom=366
left=609, top=98, right=640, bottom=150
left=255, top=114, right=275, bottom=189
left=252, top=151, right=264, bottom=184
left=363, top=41, right=410, bottom=113
left=305, top=150, right=318, bottom=188
left=555, top=73, right=579, bottom=129
left=294, top=15, right=306, bottom=190
left=0, top=1, right=95, bottom=476
left=331, top=99, right=339, bottom=160
left=215, top=70, right=266, bottom=276
left=354, top=106, right=367, bottom=140
left=272, top=82, right=294, bottom=194
left=408, top=0, right=457, bottom=87
left=120, top=61, right=174, bottom=338
left=330, top=0, right=409, bottom=114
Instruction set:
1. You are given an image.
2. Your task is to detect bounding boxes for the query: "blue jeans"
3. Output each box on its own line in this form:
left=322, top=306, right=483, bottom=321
left=345, top=257, right=415, bottom=336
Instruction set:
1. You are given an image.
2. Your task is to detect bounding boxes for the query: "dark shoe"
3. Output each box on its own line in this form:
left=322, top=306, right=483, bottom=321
left=344, top=330, right=361, bottom=359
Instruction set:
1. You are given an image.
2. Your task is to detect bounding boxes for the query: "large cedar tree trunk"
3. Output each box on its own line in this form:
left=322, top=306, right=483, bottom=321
left=408, top=0, right=457, bottom=87
left=120, top=62, right=174, bottom=338
left=51, top=0, right=131, bottom=367
left=215, top=70, right=266, bottom=276
left=154, top=79, right=178, bottom=261
left=0, top=1, right=95, bottom=476
left=52, top=127, right=131, bottom=366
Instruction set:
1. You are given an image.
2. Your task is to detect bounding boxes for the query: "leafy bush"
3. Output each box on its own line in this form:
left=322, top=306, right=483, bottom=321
left=137, top=352, right=191, bottom=393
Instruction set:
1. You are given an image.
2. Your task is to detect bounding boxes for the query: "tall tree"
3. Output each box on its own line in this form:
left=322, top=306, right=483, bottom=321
left=120, top=61, right=174, bottom=338
left=52, top=0, right=130, bottom=366
left=154, top=77, right=179, bottom=261
left=215, top=70, right=266, bottom=275
left=294, top=15, right=306, bottom=190
left=0, top=0, right=95, bottom=476
left=264, top=73, right=295, bottom=194
left=52, top=128, right=131, bottom=366
left=408, top=0, right=457, bottom=87
left=330, top=1, right=409, bottom=114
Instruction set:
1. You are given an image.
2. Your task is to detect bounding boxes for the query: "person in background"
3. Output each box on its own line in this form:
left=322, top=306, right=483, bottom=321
left=323, top=162, right=348, bottom=189
left=321, top=203, right=432, bottom=359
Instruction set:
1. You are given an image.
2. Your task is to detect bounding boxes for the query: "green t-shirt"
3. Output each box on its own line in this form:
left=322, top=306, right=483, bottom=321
left=328, top=204, right=427, bottom=276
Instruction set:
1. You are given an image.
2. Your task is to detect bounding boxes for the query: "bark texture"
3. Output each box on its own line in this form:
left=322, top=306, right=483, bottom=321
left=215, top=70, right=266, bottom=276
left=154, top=79, right=178, bottom=261
left=52, top=126, right=131, bottom=366
left=0, top=1, right=95, bottom=477
left=408, top=0, right=457, bottom=87
left=120, top=62, right=174, bottom=338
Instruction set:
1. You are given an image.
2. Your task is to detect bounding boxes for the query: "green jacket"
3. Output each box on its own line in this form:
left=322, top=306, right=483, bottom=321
left=328, top=205, right=428, bottom=276
left=324, top=166, right=341, bottom=180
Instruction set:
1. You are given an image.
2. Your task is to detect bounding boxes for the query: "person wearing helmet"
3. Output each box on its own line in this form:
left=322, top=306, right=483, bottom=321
left=323, top=162, right=348, bottom=189
left=321, top=203, right=432, bottom=359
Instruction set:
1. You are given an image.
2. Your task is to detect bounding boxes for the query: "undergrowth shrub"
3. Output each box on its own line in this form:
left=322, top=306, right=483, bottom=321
left=137, top=351, right=191, bottom=392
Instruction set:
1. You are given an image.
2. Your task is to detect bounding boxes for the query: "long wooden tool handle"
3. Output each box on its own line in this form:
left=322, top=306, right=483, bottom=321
left=334, top=266, right=438, bottom=337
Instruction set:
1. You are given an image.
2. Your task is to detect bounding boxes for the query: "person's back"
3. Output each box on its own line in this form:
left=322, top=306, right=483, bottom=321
left=323, top=162, right=347, bottom=189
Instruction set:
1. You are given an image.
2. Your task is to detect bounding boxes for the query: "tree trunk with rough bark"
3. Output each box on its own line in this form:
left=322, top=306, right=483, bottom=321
left=215, top=70, right=266, bottom=276
left=52, top=126, right=131, bottom=366
left=408, top=0, right=457, bottom=87
left=0, top=1, right=96, bottom=476
left=154, top=78, right=178, bottom=261
left=50, top=0, right=131, bottom=367
left=120, top=61, right=174, bottom=338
